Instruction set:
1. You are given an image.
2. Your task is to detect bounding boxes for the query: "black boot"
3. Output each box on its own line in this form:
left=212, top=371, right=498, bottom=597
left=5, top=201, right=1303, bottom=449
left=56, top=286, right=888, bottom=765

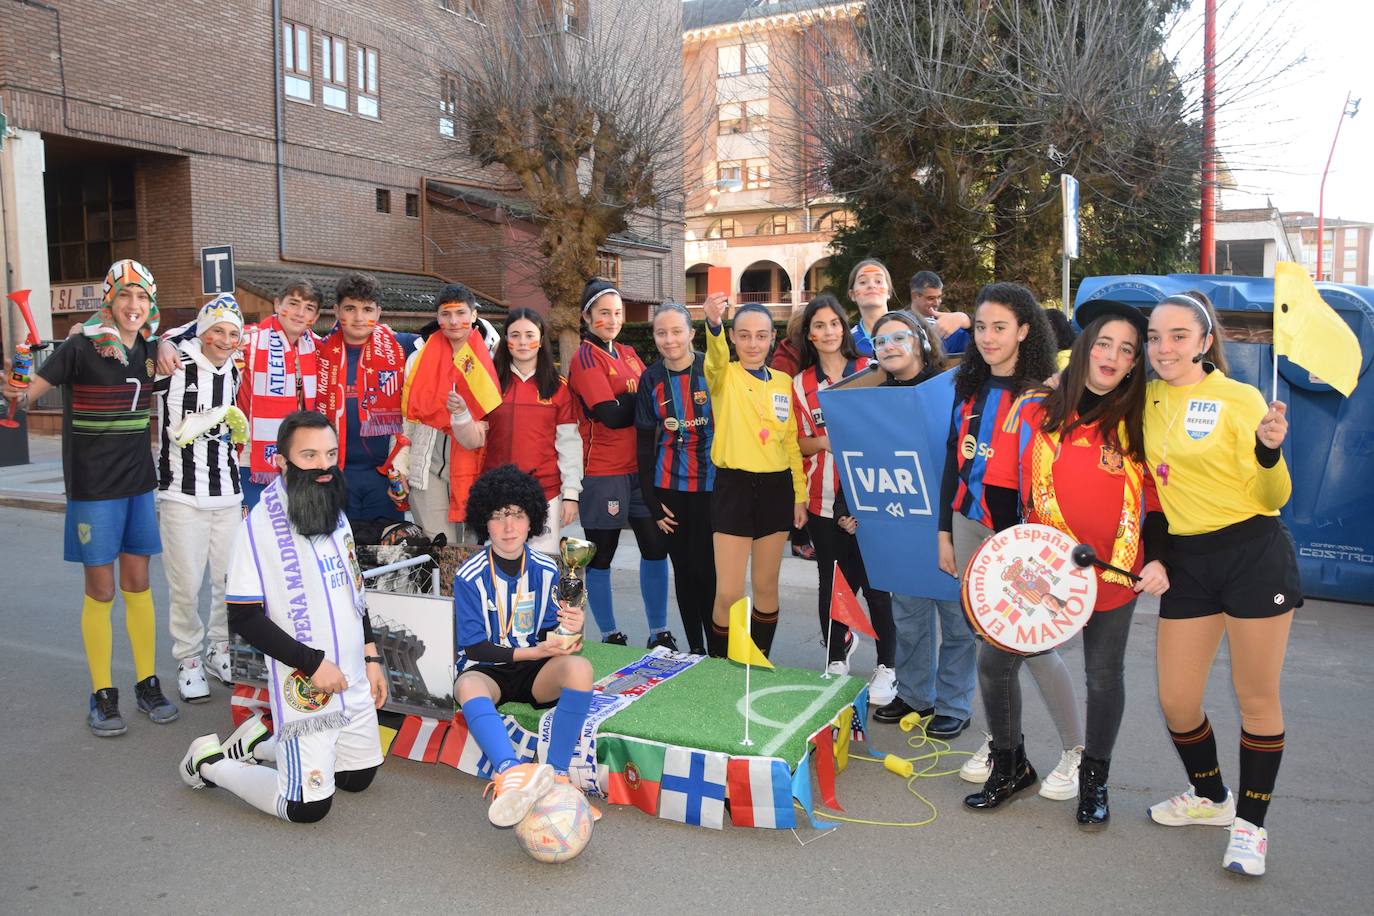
left=1076, top=755, right=1110, bottom=828
left=964, top=742, right=1038, bottom=811
left=751, top=609, right=779, bottom=658
left=706, top=621, right=729, bottom=659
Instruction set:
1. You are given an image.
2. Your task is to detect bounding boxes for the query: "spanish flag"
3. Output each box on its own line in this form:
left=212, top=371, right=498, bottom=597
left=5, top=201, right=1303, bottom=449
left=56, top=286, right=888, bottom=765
left=451, top=336, right=503, bottom=418
left=727, top=596, right=773, bottom=669
left=403, top=332, right=503, bottom=426
left=1273, top=262, right=1362, bottom=396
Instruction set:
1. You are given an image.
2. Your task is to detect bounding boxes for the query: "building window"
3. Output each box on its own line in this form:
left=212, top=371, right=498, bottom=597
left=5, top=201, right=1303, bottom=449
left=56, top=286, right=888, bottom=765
left=717, top=41, right=767, bottom=77
left=45, top=161, right=138, bottom=283
left=439, top=73, right=460, bottom=137
left=1344, top=247, right=1358, bottom=268
left=356, top=45, right=379, bottom=118
left=282, top=21, right=312, bottom=102
left=816, top=209, right=855, bottom=232
left=321, top=34, right=348, bottom=110
left=537, top=0, right=587, bottom=35
left=718, top=100, right=767, bottom=135
left=716, top=160, right=742, bottom=189
left=758, top=214, right=795, bottom=236
left=743, top=158, right=770, bottom=189
left=705, top=218, right=741, bottom=239
left=376, top=189, right=391, bottom=213
left=405, top=193, right=419, bottom=218
left=597, top=251, right=621, bottom=285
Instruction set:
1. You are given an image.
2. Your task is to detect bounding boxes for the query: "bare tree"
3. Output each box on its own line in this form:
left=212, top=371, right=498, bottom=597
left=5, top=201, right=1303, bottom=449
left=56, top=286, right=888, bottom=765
left=450, top=1, right=695, bottom=359
left=780, top=0, right=1298, bottom=304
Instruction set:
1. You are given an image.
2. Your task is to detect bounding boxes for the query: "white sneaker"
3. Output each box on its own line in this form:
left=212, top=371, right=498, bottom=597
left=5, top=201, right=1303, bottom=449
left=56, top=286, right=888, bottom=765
left=959, top=733, right=993, bottom=783
left=1222, top=817, right=1268, bottom=876
left=867, top=665, right=898, bottom=706
left=1148, top=786, right=1236, bottom=827
left=1039, top=745, right=1083, bottom=800
left=222, top=711, right=270, bottom=762
left=825, top=661, right=849, bottom=677
left=205, top=641, right=234, bottom=685
left=176, top=657, right=210, bottom=703
left=179, top=734, right=224, bottom=789
left=486, top=763, right=555, bottom=828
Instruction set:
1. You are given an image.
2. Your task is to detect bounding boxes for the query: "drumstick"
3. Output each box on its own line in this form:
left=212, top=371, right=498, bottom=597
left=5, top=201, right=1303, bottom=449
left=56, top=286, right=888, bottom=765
left=1070, top=544, right=1141, bottom=583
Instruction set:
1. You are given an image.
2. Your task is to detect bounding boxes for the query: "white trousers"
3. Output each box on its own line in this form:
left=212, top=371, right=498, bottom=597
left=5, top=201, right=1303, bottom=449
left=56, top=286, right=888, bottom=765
left=158, top=499, right=241, bottom=661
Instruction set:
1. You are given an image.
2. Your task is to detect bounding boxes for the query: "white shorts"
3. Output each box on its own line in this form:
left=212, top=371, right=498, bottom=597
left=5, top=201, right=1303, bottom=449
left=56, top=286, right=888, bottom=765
left=276, top=705, right=384, bottom=803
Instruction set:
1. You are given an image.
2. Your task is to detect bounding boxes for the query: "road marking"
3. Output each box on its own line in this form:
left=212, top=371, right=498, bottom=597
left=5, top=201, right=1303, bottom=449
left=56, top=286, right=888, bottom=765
left=733, top=677, right=854, bottom=757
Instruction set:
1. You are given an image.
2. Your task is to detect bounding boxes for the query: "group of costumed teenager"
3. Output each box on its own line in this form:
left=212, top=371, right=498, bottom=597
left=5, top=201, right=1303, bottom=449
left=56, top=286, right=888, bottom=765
left=9, top=258, right=1301, bottom=873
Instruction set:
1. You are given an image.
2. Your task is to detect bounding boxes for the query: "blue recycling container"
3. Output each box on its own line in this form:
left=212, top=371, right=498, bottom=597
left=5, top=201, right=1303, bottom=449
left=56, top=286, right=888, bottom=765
left=1075, top=274, right=1374, bottom=605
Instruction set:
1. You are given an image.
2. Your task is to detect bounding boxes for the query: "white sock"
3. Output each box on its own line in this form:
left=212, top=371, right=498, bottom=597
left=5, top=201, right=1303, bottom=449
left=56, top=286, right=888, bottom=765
left=202, top=759, right=284, bottom=819
left=254, top=734, right=278, bottom=763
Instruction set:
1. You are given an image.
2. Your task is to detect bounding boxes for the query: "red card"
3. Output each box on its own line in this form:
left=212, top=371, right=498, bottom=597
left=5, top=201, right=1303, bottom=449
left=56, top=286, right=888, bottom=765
left=707, top=266, right=732, bottom=299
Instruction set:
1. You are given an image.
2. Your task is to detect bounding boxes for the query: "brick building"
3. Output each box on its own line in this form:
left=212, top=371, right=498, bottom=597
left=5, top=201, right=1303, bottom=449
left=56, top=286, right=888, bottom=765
left=1282, top=212, right=1372, bottom=286
left=682, top=0, right=861, bottom=315
left=0, top=0, right=684, bottom=343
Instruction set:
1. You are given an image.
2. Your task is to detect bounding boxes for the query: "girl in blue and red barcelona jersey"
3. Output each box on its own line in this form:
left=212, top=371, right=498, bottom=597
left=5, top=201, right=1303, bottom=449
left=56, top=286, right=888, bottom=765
left=566, top=280, right=674, bottom=649
left=635, top=303, right=716, bottom=656
left=791, top=295, right=896, bottom=702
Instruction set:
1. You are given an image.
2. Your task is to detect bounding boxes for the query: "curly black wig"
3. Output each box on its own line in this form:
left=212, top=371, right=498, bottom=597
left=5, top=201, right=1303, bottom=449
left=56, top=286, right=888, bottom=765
left=953, top=281, right=1059, bottom=402
left=465, top=464, right=549, bottom=544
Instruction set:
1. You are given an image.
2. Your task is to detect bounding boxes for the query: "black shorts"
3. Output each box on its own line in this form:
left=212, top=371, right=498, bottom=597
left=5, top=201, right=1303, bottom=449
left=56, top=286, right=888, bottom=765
left=1160, top=515, right=1303, bottom=620
left=711, top=467, right=793, bottom=539
left=580, top=473, right=651, bottom=530
left=461, top=658, right=555, bottom=708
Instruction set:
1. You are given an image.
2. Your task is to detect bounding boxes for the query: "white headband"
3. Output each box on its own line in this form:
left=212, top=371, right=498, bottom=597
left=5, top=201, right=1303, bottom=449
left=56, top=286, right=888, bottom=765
left=1161, top=294, right=1212, bottom=336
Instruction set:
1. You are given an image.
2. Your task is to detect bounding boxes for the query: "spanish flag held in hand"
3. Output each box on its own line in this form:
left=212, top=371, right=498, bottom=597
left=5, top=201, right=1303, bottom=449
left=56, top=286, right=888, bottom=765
left=1273, top=262, right=1362, bottom=396
left=452, top=337, right=503, bottom=419
left=728, top=597, right=773, bottom=669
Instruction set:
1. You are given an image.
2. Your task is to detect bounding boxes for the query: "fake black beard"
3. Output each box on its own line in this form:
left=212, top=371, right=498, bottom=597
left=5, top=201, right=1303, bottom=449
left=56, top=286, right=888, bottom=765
left=283, top=461, right=348, bottom=537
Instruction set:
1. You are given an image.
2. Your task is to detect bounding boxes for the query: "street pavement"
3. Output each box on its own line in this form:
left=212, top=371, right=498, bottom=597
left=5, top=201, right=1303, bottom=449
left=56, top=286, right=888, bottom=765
left=0, top=441, right=1371, bottom=915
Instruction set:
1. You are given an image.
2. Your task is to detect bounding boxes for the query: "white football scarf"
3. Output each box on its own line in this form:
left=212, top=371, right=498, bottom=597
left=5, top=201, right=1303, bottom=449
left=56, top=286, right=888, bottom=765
left=245, top=477, right=367, bottom=740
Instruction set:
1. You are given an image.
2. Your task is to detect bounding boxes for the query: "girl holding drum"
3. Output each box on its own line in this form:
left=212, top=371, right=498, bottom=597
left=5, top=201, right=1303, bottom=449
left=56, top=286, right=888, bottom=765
left=1143, top=292, right=1298, bottom=877
left=969, top=300, right=1169, bottom=823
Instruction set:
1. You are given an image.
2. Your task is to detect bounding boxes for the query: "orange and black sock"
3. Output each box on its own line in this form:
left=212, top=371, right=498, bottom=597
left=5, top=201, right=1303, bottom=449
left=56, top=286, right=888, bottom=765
left=751, top=608, right=779, bottom=658
left=1237, top=730, right=1284, bottom=827
left=1168, top=717, right=1226, bottom=803
left=707, top=621, right=729, bottom=658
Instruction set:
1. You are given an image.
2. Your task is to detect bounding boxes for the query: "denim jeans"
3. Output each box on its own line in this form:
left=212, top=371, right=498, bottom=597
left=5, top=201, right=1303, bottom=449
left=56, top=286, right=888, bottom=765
left=890, top=592, right=977, bottom=719
left=1081, top=599, right=1136, bottom=761
left=977, top=644, right=1083, bottom=752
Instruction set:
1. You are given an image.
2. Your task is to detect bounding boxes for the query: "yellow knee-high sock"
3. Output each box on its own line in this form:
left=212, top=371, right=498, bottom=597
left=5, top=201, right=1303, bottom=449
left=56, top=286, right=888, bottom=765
left=81, top=595, right=115, bottom=693
left=122, top=589, right=157, bottom=681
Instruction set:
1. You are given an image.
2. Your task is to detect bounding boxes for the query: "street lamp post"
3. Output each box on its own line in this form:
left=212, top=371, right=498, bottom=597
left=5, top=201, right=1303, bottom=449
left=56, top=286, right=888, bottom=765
left=1315, top=92, right=1360, bottom=281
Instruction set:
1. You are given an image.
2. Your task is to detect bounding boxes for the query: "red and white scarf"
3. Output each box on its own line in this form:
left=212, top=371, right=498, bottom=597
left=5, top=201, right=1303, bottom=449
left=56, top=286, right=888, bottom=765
left=244, top=316, right=318, bottom=484
left=317, top=324, right=406, bottom=468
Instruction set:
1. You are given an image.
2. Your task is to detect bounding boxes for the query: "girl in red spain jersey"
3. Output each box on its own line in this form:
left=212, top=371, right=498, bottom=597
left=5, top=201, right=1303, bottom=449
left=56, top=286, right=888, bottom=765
left=964, top=301, right=1169, bottom=825
left=1141, top=292, right=1298, bottom=877
left=566, top=280, right=673, bottom=649
left=791, top=295, right=896, bottom=701
left=635, top=303, right=716, bottom=656
left=454, top=309, right=583, bottom=556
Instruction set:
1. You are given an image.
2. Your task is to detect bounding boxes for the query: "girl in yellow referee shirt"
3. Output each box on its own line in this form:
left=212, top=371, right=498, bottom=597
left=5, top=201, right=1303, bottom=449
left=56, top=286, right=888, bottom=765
left=700, top=292, right=807, bottom=659
left=1141, top=291, right=1298, bottom=878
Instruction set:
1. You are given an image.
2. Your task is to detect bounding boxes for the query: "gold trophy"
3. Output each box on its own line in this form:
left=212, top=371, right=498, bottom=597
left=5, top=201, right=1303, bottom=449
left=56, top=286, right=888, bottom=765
left=549, top=536, right=596, bottom=651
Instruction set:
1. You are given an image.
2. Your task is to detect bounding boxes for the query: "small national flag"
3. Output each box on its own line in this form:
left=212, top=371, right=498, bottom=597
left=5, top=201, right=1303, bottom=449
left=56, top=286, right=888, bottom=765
left=1274, top=261, right=1362, bottom=396
left=230, top=684, right=273, bottom=729
left=810, top=726, right=843, bottom=811
left=833, top=707, right=854, bottom=773
left=597, top=736, right=666, bottom=816
left=727, top=596, right=773, bottom=669
left=1037, top=545, right=1066, bottom=573
left=391, top=715, right=450, bottom=763
left=376, top=709, right=406, bottom=757
left=994, top=598, right=1021, bottom=624
left=438, top=711, right=490, bottom=774
left=851, top=690, right=874, bottom=753
left=829, top=564, right=877, bottom=639
left=790, top=749, right=834, bottom=831
left=726, top=756, right=796, bottom=829
left=452, top=337, right=503, bottom=419
left=659, top=747, right=728, bottom=830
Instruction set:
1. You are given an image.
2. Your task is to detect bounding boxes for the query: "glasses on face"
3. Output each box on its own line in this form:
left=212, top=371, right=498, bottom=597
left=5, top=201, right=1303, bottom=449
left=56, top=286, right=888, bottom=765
left=873, top=330, right=914, bottom=349
left=490, top=507, right=528, bottom=523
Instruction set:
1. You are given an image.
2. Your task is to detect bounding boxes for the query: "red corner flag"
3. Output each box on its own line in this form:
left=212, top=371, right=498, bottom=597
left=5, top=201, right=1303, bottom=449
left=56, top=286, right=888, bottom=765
left=830, top=563, right=877, bottom=639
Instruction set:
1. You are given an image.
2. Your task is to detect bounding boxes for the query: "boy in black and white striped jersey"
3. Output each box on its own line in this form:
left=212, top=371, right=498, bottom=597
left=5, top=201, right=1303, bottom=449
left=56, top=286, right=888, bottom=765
left=156, top=295, right=246, bottom=703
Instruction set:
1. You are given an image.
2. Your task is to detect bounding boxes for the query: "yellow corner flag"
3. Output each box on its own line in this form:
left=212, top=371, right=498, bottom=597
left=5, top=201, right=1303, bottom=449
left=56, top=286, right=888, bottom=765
left=1273, top=261, right=1362, bottom=396
left=727, top=596, right=773, bottom=669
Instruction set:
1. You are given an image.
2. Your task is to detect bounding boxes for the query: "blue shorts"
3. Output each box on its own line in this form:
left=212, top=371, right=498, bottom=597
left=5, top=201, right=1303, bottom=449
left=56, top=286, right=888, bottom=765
left=64, top=491, right=162, bottom=566
left=579, top=473, right=651, bottom=530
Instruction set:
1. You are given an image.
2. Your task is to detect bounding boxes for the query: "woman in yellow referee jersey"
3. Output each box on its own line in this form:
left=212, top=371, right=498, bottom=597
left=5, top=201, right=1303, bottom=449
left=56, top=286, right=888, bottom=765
left=700, top=292, right=807, bottom=658
left=1141, top=291, right=1298, bottom=878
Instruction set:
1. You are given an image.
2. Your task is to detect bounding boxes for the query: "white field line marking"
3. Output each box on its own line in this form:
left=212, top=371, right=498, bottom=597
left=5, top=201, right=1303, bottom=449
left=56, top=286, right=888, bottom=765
left=753, top=676, right=853, bottom=758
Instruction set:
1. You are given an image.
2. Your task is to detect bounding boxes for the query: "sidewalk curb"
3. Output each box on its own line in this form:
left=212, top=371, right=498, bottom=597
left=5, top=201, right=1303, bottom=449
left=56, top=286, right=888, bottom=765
left=0, top=494, right=65, bottom=513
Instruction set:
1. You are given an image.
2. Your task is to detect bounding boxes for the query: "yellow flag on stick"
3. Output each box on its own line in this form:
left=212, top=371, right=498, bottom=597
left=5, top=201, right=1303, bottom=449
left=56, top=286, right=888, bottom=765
left=1273, top=262, right=1362, bottom=396
left=727, top=596, right=773, bottom=669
